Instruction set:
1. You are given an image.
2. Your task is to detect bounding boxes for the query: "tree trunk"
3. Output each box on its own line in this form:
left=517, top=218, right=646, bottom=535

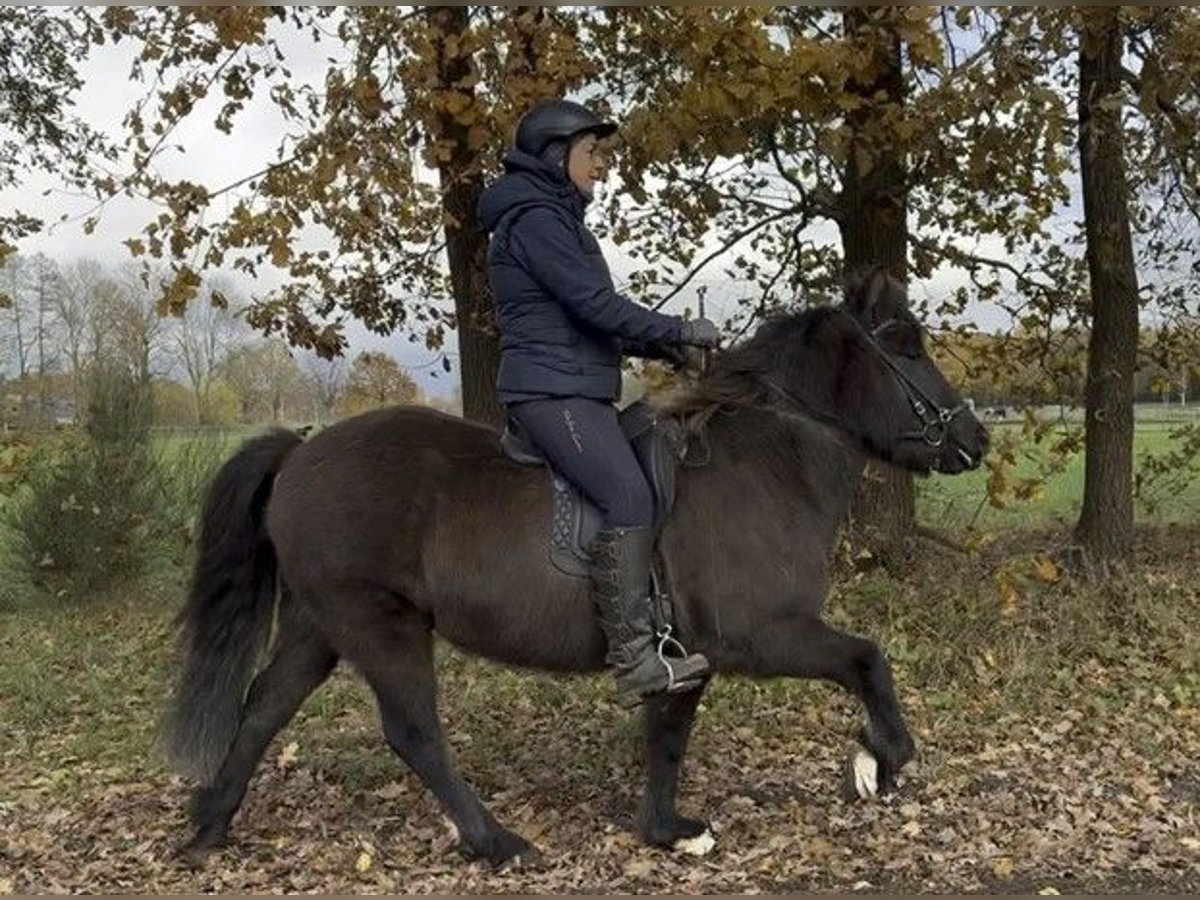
left=429, top=6, right=502, bottom=426
left=12, top=297, right=30, bottom=424
left=190, top=379, right=204, bottom=425
left=35, top=275, right=48, bottom=427
left=838, top=8, right=915, bottom=558
left=1074, top=9, right=1139, bottom=567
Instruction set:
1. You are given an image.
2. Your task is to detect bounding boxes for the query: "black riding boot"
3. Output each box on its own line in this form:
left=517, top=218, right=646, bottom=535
left=589, top=526, right=710, bottom=706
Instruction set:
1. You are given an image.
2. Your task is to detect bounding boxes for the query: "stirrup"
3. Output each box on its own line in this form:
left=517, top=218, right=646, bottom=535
left=655, top=625, right=704, bottom=693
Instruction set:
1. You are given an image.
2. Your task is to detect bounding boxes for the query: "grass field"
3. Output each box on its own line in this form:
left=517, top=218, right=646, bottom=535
left=919, top=422, right=1200, bottom=531
left=161, top=418, right=1200, bottom=533
left=5, top=418, right=1197, bottom=544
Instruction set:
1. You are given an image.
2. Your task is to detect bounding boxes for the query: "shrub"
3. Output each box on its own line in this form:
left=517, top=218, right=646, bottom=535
left=1, top=366, right=158, bottom=601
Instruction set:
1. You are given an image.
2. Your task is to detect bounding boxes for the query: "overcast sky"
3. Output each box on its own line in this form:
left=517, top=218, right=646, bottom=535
left=1, top=9, right=1071, bottom=399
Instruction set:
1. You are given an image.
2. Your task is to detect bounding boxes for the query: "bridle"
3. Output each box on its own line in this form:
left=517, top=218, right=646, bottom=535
left=761, top=308, right=969, bottom=451
left=865, top=318, right=968, bottom=448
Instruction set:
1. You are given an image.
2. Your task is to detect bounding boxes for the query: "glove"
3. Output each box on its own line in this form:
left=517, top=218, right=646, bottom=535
left=679, top=317, right=720, bottom=348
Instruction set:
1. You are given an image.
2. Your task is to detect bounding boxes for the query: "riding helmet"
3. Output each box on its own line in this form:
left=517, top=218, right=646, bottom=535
left=514, top=99, right=617, bottom=159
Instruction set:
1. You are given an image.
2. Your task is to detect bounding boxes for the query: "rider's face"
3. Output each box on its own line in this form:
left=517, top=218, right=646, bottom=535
left=567, top=134, right=607, bottom=198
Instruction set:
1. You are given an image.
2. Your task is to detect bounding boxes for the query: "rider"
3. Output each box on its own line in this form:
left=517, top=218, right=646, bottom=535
left=477, top=98, right=720, bottom=706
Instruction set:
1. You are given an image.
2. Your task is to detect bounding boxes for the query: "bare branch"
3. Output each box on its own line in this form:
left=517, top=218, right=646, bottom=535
left=765, top=130, right=842, bottom=221
left=650, top=208, right=797, bottom=311
left=911, top=234, right=1060, bottom=297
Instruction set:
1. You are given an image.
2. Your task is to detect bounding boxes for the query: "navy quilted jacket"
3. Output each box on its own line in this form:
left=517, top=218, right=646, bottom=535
left=477, top=149, right=684, bottom=404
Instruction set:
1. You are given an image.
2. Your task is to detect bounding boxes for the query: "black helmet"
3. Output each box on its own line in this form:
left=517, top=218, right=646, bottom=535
left=514, top=99, right=617, bottom=157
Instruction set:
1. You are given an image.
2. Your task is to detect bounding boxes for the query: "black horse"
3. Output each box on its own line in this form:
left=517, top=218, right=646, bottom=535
left=170, top=269, right=987, bottom=866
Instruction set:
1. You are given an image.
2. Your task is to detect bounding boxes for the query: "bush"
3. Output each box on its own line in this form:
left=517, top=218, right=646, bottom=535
left=1, top=367, right=159, bottom=602
left=3, top=436, right=155, bottom=599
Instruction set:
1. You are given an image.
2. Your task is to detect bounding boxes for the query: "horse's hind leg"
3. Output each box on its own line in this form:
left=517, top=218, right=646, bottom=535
left=183, top=604, right=337, bottom=860
left=353, top=608, right=538, bottom=868
left=640, top=683, right=712, bottom=848
left=746, top=615, right=915, bottom=797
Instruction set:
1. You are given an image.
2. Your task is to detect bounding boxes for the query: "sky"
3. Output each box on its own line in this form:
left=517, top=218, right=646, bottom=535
left=0, top=13, right=476, bottom=391
left=0, top=8, right=1119, bottom=399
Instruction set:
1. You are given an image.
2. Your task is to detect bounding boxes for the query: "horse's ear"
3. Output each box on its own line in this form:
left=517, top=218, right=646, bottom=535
left=845, top=266, right=894, bottom=320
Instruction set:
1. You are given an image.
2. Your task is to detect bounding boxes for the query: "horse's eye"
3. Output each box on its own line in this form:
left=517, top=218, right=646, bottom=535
left=874, top=319, right=923, bottom=359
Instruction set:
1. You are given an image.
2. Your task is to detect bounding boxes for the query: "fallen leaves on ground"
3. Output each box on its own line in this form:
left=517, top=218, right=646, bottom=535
left=3, top=668, right=1196, bottom=893
left=1, top=527, right=1197, bottom=893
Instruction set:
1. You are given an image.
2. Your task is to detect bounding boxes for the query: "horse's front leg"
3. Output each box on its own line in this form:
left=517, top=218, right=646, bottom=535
left=640, top=682, right=712, bottom=848
left=743, top=615, right=915, bottom=798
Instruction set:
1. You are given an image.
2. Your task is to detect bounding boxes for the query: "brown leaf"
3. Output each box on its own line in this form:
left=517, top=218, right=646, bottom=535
left=276, top=741, right=299, bottom=772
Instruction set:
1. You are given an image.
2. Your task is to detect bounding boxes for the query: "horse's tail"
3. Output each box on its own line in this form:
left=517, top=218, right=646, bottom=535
left=167, top=427, right=303, bottom=783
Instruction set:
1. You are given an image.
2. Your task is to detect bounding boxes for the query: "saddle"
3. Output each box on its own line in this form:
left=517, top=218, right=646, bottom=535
left=500, top=400, right=686, bottom=579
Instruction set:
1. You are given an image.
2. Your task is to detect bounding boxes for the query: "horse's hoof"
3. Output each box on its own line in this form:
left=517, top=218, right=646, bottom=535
left=176, top=832, right=224, bottom=867
left=642, top=814, right=711, bottom=849
left=859, top=722, right=914, bottom=779
left=842, top=748, right=879, bottom=801
left=466, top=830, right=544, bottom=870
left=499, top=844, right=545, bottom=871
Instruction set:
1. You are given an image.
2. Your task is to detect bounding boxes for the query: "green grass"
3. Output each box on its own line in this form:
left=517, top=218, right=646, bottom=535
left=0, top=590, right=177, bottom=774
left=919, top=422, right=1200, bottom=531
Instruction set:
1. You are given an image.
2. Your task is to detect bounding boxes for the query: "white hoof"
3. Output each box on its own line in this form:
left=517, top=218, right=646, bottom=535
left=675, top=829, right=716, bottom=857
left=848, top=749, right=879, bottom=800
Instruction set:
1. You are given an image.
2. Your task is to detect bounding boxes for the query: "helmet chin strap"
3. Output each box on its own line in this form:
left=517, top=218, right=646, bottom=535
left=542, top=136, right=596, bottom=202
left=539, top=138, right=569, bottom=171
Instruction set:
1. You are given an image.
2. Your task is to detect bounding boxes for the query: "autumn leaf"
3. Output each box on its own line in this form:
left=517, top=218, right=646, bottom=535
left=1034, top=558, right=1061, bottom=584
left=624, top=858, right=654, bottom=879
left=268, top=236, right=291, bottom=267
left=995, top=571, right=1021, bottom=618
left=276, top=741, right=299, bottom=771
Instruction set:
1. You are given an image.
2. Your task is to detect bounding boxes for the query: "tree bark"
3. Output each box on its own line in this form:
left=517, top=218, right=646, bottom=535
left=429, top=6, right=502, bottom=426
left=838, top=8, right=915, bottom=558
left=1074, top=9, right=1139, bottom=567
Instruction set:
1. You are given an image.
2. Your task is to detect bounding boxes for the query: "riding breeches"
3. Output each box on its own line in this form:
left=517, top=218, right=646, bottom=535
left=506, top=396, right=655, bottom=528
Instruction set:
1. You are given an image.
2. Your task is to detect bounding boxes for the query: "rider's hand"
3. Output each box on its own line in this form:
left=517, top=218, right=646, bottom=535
left=679, top=317, right=720, bottom=348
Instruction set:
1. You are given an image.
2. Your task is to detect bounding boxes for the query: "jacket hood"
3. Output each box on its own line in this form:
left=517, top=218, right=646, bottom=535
left=477, top=149, right=587, bottom=233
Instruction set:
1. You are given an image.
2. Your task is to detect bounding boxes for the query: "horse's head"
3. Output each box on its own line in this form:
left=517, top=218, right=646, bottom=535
left=834, top=269, right=988, bottom=474
left=757, top=269, right=988, bottom=475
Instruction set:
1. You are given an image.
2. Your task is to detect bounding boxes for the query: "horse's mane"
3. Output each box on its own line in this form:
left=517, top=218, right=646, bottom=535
left=657, top=268, right=912, bottom=437
left=658, top=305, right=841, bottom=434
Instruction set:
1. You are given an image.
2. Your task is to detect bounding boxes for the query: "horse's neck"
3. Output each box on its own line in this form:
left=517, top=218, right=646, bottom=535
left=701, top=407, right=866, bottom=536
